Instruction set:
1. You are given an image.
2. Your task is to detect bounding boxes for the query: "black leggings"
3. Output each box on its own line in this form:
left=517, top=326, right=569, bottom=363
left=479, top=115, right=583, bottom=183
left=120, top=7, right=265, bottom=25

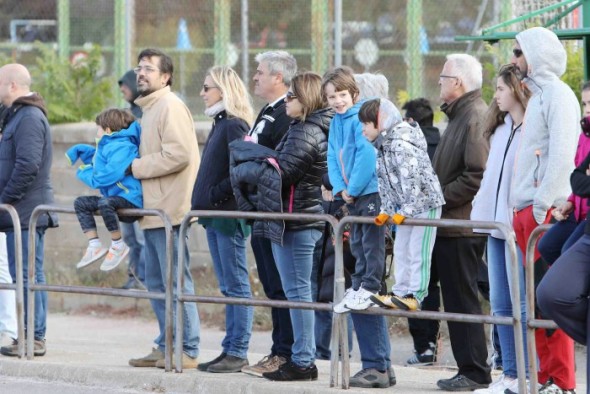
left=74, top=195, right=138, bottom=234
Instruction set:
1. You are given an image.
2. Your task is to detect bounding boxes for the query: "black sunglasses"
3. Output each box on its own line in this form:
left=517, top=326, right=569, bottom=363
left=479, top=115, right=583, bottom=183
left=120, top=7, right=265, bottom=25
left=203, top=84, right=219, bottom=93
left=285, top=91, right=298, bottom=102
left=512, top=48, right=523, bottom=58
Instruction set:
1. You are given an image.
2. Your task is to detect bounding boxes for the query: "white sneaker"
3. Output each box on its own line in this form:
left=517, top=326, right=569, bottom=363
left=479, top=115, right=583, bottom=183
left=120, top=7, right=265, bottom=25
left=505, top=378, right=540, bottom=394
left=345, top=287, right=376, bottom=310
left=474, top=374, right=515, bottom=394
left=333, top=288, right=357, bottom=314
left=77, top=244, right=108, bottom=269
left=100, top=243, right=130, bottom=271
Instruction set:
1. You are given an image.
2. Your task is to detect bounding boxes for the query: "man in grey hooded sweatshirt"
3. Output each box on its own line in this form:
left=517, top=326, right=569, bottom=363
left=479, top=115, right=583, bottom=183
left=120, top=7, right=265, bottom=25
left=510, top=26, right=578, bottom=393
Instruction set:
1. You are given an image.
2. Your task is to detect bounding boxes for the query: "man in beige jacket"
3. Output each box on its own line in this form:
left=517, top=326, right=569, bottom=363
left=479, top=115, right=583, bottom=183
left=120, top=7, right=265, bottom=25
left=127, top=49, right=200, bottom=369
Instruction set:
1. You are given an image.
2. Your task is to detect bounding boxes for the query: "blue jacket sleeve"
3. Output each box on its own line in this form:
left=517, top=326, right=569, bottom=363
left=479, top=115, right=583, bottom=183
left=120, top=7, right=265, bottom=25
left=65, top=144, right=96, bottom=166
left=346, top=122, right=377, bottom=197
left=77, top=141, right=137, bottom=188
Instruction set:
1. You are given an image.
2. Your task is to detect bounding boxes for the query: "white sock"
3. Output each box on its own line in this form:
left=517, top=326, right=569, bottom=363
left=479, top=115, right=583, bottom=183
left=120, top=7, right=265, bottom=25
left=111, top=238, right=124, bottom=249
left=89, top=238, right=101, bottom=248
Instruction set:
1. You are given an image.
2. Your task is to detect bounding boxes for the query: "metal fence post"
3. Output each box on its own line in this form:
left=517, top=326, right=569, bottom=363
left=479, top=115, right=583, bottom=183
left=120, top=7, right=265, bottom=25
left=214, top=0, right=231, bottom=65
left=57, top=0, right=70, bottom=59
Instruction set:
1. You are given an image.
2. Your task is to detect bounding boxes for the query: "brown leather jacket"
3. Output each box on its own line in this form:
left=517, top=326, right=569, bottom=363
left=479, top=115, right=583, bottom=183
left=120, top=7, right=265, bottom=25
left=432, top=90, right=489, bottom=237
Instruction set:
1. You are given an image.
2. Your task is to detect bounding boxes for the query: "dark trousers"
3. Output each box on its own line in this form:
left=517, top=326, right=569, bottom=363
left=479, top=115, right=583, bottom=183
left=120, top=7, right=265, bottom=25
left=408, top=246, right=500, bottom=358
left=537, top=234, right=590, bottom=390
left=251, top=235, right=293, bottom=358
left=74, top=195, right=137, bottom=233
left=434, top=236, right=491, bottom=384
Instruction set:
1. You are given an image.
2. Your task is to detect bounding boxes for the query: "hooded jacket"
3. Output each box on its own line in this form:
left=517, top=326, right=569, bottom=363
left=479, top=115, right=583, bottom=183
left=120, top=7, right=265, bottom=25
left=375, top=120, right=445, bottom=217
left=432, top=89, right=489, bottom=237
left=510, top=27, right=580, bottom=222
left=327, top=101, right=378, bottom=198
left=0, top=93, right=58, bottom=230
left=118, top=70, right=142, bottom=118
left=65, top=121, right=143, bottom=208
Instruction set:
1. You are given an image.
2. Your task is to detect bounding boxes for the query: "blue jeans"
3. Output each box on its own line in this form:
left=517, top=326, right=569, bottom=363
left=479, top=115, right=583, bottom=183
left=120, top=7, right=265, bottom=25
left=6, top=229, right=47, bottom=340
left=206, top=226, right=253, bottom=359
left=143, top=226, right=200, bottom=358
left=314, top=310, right=353, bottom=360
left=351, top=313, right=391, bottom=371
left=272, top=228, right=321, bottom=367
left=487, top=236, right=528, bottom=379
left=347, top=193, right=385, bottom=293
left=251, top=235, right=293, bottom=358
left=538, top=216, right=586, bottom=265
left=121, top=222, right=146, bottom=282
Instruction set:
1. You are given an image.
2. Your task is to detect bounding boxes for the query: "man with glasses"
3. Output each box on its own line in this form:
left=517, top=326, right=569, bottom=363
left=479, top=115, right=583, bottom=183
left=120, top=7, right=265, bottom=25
left=240, top=50, right=297, bottom=378
left=510, top=27, right=579, bottom=394
left=432, top=54, right=492, bottom=391
left=127, top=48, right=200, bottom=369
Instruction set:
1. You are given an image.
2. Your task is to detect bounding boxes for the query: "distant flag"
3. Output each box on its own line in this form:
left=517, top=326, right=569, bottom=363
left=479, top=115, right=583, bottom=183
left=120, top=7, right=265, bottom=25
left=177, top=18, right=192, bottom=51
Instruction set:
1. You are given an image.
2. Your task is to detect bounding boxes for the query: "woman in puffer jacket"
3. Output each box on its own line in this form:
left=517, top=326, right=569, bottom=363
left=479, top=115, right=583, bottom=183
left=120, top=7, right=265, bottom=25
left=260, top=72, right=333, bottom=382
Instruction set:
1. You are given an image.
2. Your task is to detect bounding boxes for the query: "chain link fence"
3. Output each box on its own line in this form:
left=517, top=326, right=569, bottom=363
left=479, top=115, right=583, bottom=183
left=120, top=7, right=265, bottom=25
left=0, top=0, right=582, bottom=119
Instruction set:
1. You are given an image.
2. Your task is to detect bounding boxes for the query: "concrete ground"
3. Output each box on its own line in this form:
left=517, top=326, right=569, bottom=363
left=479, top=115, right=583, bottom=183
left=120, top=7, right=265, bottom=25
left=0, top=312, right=586, bottom=393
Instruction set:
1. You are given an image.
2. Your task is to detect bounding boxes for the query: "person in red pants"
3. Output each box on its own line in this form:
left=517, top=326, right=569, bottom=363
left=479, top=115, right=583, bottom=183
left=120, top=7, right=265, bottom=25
left=510, top=27, right=579, bottom=393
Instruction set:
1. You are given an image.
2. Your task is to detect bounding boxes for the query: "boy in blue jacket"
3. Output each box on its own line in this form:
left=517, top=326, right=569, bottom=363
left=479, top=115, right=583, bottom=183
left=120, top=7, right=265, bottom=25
left=323, top=67, right=385, bottom=314
left=66, top=108, right=142, bottom=271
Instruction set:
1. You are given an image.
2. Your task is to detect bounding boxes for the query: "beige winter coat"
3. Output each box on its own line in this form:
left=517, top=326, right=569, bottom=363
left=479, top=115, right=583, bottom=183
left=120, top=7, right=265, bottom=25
left=132, top=86, right=200, bottom=229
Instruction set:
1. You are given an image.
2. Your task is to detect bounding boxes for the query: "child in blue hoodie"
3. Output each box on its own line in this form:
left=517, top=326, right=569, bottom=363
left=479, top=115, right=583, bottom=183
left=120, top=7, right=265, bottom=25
left=324, top=67, right=385, bottom=314
left=66, top=108, right=142, bottom=271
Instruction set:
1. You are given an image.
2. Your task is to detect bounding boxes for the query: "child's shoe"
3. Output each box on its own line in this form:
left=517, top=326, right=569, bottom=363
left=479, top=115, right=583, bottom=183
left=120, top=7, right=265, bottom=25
left=333, top=288, right=357, bottom=314
left=406, top=342, right=437, bottom=366
left=100, top=242, right=130, bottom=271
left=390, top=294, right=421, bottom=311
left=345, top=287, right=376, bottom=311
left=370, top=293, right=397, bottom=309
left=77, top=244, right=108, bottom=269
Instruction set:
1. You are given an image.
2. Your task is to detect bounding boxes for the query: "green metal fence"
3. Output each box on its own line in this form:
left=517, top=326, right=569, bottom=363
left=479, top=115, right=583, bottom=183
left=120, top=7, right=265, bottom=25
left=0, top=0, right=581, bottom=117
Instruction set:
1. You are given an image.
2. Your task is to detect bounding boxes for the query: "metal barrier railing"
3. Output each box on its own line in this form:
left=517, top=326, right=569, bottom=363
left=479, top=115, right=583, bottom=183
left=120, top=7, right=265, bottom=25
left=525, top=224, right=558, bottom=394
left=0, top=204, right=24, bottom=358
left=331, top=216, right=528, bottom=393
left=25, top=205, right=178, bottom=371
left=174, top=210, right=339, bottom=373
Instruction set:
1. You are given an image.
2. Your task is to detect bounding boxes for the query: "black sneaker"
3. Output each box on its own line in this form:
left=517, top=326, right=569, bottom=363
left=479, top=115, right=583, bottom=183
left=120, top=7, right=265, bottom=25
left=262, top=361, right=318, bottom=381
left=437, top=374, right=488, bottom=391
left=207, top=355, right=248, bottom=373
left=406, top=342, right=436, bottom=366
left=197, top=352, right=226, bottom=371
left=349, top=368, right=389, bottom=388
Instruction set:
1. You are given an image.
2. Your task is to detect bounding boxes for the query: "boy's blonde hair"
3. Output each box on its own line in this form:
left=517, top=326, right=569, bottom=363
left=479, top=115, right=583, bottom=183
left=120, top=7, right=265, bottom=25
left=321, top=66, right=359, bottom=103
left=208, top=65, right=254, bottom=127
left=95, top=108, right=135, bottom=132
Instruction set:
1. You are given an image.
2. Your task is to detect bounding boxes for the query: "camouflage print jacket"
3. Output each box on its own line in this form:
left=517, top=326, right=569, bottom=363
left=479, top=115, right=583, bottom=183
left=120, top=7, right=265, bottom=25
left=374, top=121, right=445, bottom=217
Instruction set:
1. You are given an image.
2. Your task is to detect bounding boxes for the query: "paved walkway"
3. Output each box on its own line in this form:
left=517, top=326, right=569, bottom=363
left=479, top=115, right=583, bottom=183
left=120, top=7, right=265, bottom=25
left=0, top=313, right=586, bottom=393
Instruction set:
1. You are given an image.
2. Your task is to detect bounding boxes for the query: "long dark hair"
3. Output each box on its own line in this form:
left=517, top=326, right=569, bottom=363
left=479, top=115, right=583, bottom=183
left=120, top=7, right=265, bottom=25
left=482, top=64, right=531, bottom=139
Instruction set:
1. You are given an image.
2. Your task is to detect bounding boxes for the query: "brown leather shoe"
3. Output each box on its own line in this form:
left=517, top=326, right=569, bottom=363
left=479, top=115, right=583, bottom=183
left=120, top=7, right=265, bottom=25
left=128, top=348, right=164, bottom=367
left=155, top=352, right=197, bottom=369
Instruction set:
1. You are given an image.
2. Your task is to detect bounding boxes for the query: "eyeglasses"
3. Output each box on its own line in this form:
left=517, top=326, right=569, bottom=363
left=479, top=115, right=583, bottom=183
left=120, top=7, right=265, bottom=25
left=439, top=74, right=458, bottom=80
left=133, top=65, right=159, bottom=74
left=202, top=85, right=220, bottom=93
left=512, top=48, right=523, bottom=58
left=285, top=91, right=298, bottom=102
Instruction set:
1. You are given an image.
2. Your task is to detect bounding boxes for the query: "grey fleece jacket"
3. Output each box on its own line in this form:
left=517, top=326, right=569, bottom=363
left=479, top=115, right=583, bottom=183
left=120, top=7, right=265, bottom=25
left=510, top=27, right=580, bottom=224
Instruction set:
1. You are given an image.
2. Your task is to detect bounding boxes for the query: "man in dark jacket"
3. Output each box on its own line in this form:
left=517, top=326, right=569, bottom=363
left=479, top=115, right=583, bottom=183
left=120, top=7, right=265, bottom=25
left=118, top=70, right=143, bottom=118
left=0, top=64, right=57, bottom=357
left=432, top=55, right=492, bottom=391
left=241, top=50, right=297, bottom=377
left=117, top=70, right=145, bottom=291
